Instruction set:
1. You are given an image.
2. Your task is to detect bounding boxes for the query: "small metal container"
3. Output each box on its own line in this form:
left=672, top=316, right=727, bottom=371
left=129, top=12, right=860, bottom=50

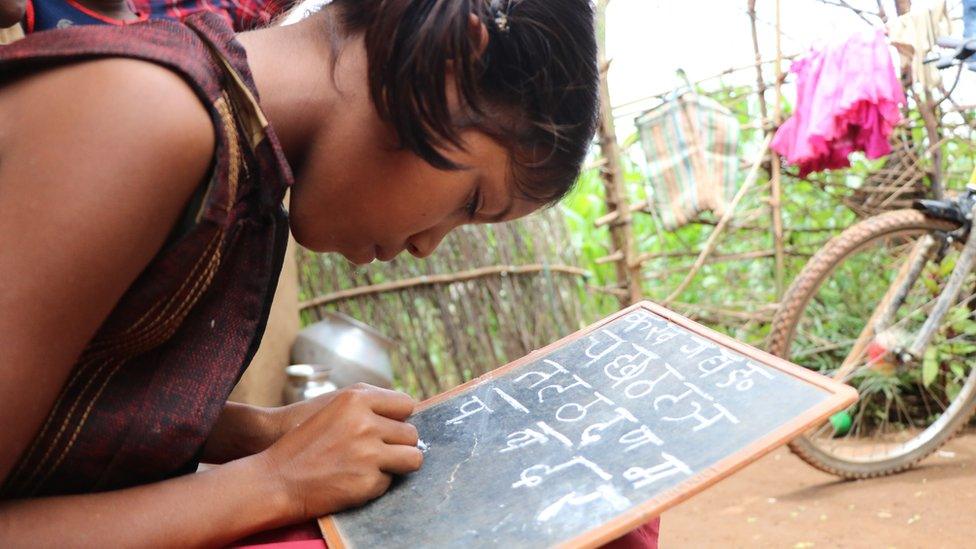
left=284, top=364, right=338, bottom=404
left=290, top=311, right=396, bottom=389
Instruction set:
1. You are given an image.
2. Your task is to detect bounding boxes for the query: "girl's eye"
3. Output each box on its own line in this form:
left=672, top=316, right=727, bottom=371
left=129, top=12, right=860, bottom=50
left=465, top=188, right=481, bottom=219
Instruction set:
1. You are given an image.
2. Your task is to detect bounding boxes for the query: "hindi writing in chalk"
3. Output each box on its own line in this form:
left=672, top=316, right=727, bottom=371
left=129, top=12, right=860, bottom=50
left=324, top=303, right=852, bottom=549
left=435, top=309, right=774, bottom=524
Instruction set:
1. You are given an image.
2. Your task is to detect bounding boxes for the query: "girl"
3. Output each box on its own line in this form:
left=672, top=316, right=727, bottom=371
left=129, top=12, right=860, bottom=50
left=0, top=0, right=657, bottom=545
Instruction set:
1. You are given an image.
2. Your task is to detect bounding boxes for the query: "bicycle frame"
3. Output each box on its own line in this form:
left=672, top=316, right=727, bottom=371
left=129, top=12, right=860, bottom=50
left=865, top=191, right=976, bottom=365
left=906, top=201, right=976, bottom=358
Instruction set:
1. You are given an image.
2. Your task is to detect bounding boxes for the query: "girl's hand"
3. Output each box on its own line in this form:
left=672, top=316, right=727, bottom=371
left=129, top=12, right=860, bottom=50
left=257, top=383, right=422, bottom=521
left=266, top=390, right=344, bottom=441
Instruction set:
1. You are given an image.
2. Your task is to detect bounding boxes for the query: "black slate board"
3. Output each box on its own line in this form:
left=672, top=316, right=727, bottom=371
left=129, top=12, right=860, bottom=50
left=320, top=301, right=857, bottom=549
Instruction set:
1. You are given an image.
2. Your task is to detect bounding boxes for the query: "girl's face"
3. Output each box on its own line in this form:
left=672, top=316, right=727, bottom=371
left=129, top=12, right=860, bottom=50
left=285, top=21, right=541, bottom=264
left=289, top=125, right=540, bottom=264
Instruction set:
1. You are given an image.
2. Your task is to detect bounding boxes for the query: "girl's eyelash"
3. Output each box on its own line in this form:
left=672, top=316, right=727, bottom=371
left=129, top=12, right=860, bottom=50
left=465, top=189, right=481, bottom=219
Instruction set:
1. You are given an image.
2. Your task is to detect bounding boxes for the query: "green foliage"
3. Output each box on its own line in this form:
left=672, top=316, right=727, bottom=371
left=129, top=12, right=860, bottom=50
left=922, top=347, right=939, bottom=388
left=561, top=84, right=857, bottom=344
left=558, top=81, right=976, bottom=431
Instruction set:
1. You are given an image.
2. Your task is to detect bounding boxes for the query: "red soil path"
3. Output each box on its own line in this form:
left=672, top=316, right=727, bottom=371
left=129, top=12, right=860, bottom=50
left=661, top=430, right=976, bottom=548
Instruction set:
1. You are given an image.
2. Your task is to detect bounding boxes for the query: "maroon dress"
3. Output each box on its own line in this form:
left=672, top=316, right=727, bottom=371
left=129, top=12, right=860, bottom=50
left=0, top=12, right=293, bottom=498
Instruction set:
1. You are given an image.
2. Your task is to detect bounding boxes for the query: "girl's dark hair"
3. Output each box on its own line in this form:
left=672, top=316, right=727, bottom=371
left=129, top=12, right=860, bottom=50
left=329, top=0, right=599, bottom=204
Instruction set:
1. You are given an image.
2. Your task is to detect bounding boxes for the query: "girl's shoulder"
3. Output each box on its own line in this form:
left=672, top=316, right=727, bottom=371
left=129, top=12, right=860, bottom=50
left=0, top=55, right=215, bottom=192
left=0, top=13, right=240, bottom=102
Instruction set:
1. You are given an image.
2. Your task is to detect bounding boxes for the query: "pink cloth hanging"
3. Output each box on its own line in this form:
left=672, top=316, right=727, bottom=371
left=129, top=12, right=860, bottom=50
left=772, top=28, right=905, bottom=176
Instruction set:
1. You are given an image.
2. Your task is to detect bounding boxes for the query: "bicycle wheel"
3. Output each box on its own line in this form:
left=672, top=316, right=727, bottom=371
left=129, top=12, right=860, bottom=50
left=768, top=209, right=976, bottom=478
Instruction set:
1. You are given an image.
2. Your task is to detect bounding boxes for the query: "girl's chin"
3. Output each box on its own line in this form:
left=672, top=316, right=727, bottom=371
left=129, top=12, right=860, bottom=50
left=342, top=246, right=378, bottom=266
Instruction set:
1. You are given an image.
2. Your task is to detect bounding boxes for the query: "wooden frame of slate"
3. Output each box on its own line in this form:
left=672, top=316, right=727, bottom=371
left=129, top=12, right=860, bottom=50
left=319, top=301, right=858, bottom=549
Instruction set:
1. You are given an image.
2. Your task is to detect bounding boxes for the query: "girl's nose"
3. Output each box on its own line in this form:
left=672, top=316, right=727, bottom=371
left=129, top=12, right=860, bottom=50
left=407, top=223, right=455, bottom=258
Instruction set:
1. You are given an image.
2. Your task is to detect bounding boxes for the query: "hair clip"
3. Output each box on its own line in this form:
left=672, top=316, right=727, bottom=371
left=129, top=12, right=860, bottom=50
left=490, top=0, right=512, bottom=33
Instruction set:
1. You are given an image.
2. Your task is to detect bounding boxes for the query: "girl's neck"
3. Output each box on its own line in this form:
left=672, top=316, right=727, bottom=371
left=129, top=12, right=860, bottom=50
left=237, top=15, right=338, bottom=176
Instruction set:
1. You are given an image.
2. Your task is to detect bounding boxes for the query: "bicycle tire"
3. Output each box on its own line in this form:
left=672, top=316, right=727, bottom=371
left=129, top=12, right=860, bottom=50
left=768, top=209, right=976, bottom=479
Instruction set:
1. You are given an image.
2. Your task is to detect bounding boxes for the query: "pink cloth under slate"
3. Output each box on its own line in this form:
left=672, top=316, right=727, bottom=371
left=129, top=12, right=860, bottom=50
left=232, top=517, right=661, bottom=548
left=772, top=28, right=905, bottom=176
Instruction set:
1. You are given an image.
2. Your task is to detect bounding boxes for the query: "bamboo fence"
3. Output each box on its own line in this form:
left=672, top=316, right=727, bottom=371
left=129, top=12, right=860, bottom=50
left=297, top=209, right=596, bottom=398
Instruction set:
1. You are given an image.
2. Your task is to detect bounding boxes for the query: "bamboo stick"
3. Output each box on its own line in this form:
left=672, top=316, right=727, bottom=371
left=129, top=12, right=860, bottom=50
left=299, top=264, right=589, bottom=310
left=587, top=285, right=629, bottom=298
left=749, top=0, right=786, bottom=300
left=916, top=88, right=945, bottom=200
left=672, top=301, right=778, bottom=323
left=582, top=158, right=609, bottom=171
left=688, top=219, right=840, bottom=233
left=635, top=246, right=811, bottom=268
left=610, top=59, right=798, bottom=118
left=594, top=200, right=649, bottom=228
left=771, top=0, right=786, bottom=299
left=683, top=309, right=774, bottom=324
left=747, top=0, right=770, bottom=122
left=813, top=0, right=880, bottom=25
left=651, top=249, right=812, bottom=280
left=662, top=134, right=773, bottom=305
left=595, top=251, right=624, bottom=265
left=597, top=0, right=642, bottom=306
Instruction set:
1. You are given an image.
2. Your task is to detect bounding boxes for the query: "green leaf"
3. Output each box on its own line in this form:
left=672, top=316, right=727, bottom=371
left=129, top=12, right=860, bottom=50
left=947, top=380, right=962, bottom=401
left=950, top=343, right=976, bottom=355
left=939, top=256, right=957, bottom=278
left=950, top=361, right=966, bottom=380
left=922, top=347, right=940, bottom=388
left=948, top=307, right=971, bottom=326
left=922, top=276, right=941, bottom=295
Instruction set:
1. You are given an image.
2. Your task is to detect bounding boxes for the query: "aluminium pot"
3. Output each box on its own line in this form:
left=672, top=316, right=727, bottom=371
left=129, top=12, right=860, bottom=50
left=290, top=311, right=396, bottom=390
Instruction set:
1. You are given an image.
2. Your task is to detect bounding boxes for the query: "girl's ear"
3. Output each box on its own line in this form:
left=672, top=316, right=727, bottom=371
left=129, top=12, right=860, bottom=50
left=445, top=14, right=489, bottom=73
left=468, top=13, right=490, bottom=60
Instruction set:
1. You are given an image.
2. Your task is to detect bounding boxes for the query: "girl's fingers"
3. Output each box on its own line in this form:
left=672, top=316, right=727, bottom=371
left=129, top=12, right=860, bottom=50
left=354, top=385, right=417, bottom=421
left=378, top=444, right=424, bottom=475
left=377, top=416, right=420, bottom=446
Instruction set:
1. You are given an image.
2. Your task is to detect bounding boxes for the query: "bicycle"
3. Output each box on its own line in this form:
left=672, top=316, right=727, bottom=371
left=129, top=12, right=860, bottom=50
left=766, top=37, right=976, bottom=479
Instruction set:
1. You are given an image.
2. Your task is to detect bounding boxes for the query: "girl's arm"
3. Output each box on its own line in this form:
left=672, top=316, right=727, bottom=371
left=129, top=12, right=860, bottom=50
left=0, top=453, right=291, bottom=547
left=201, top=395, right=341, bottom=465
left=201, top=402, right=280, bottom=464
left=203, top=388, right=366, bottom=465
left=1, top=384, right=421, bottom=547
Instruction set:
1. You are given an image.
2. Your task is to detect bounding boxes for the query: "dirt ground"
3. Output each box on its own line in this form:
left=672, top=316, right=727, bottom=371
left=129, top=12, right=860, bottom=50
left=660, top=430, right=976, bottom=548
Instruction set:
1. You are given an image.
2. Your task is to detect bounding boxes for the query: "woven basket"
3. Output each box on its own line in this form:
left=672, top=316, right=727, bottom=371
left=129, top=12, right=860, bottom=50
left=849, top=132, right=927, bottom=217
